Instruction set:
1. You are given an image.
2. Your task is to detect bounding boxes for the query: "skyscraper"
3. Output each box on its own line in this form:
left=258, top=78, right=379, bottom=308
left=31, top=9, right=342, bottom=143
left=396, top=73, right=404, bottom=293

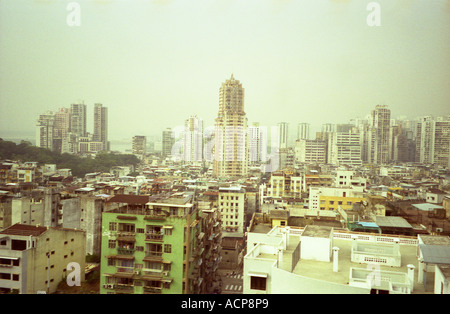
left=183, top=115, right=203, bottom=163
left=248, top=122, right=266, bottom=164
left=213, top=74, right=248, bottom=178
left=370, top=105, right=391, bottom=164
left=162, top=128, right=174, bottom=158
left=416, top=115, right=450, bottom=167
left=93, top=103, right=109, bottom=151
left=36, top=111, right=55, bottom=150
left=278, top=122, right=289, bottom=149
left=70, top=102, right=86, bottom=137
left=297, top=123, right=310, bottom=140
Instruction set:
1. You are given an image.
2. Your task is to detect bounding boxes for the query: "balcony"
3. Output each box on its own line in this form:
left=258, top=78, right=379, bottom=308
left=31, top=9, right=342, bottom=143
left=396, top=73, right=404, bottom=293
left=145, top=233, right=163, bottom=242
left=143, top=286, right=162, bottom=294
left=117, top=247, right=135, bottom=255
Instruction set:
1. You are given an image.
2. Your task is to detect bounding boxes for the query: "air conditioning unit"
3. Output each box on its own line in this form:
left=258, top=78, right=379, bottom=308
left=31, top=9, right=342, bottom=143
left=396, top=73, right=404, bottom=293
left=162, top=271, right=169, bottom=276
left=134, top=270, right=140, bottom=275
left=435, top=228, right=443, bottom=233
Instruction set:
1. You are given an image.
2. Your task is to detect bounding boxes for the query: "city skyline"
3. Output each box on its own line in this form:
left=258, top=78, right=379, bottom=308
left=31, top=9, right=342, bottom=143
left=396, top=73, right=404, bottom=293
left=1, top=0, right=449, bottom=142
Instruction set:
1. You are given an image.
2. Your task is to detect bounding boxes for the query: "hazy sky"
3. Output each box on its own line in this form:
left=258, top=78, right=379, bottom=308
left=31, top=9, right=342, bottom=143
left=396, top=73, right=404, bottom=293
left=1, top=0, right=449, bottom=142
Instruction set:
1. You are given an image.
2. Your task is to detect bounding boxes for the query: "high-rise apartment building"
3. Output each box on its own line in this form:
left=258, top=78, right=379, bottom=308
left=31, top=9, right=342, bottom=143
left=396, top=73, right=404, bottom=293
left=132, top=135, right=147, bottom=157
left=36, top=111, right=55, bottom=151
left=248, top=122, right=266, bottom=164
left=183, top=115, right=203, bottom=163
left=162, top=128, right=174, bottom=158
left=297, top=123, right=310, bottom=140
left=213, top=75, right=248, bottom=178
left=416, top=116, right=450, bottom=167
left=294, top=139, right=327, bottom=164
left=322, top=123, right=335, bottom=133
left=327, top=131, right=362, bottom=166
left=69, top=103, right=87, bottom=137
left=93, top=103, right=109, bottom=151
left=278, top=122, right=289, bottom=149
left=370, top=105, right=391, bottom=164
left=36, top=102, right=108, bottom=154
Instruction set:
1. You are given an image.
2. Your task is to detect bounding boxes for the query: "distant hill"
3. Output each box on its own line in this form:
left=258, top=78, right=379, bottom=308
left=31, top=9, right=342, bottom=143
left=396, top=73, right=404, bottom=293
left=0, top=138, right=140, bottom=178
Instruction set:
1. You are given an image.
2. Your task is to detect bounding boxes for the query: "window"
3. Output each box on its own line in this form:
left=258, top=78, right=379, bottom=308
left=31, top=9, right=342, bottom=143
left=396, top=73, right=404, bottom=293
left=250, top=276, right=267, bottom=291
left=164, top=244, right=172, bottom=253
left=109, top=222, right=117, bottom=231
left=108, top=240, right=116, bottom=249
left=164, top=228, right=172, bottom=236
left=11, top=240, right=26, bottom=251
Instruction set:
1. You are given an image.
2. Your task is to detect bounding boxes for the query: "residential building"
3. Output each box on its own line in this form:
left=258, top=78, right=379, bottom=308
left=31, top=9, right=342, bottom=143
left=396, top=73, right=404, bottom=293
left=297, top=123, right=310, bottom=140
left=219, top=186, right=246, bottom=234
left=248, top=122, right=266, bottom=165
left=309, top=186, right=365, bottom=211
left=370, top=105, right=391, bottom=164
left=100, top=192, right=220, bottom=294
left=132, top=135, right=147, bottom=157
left=294, top=139, right=327, bottom=164
left=0, top=223, right=86, bottom=294
left=334, top=170, right=367, bottom=189
left=70, top=102, right=87, bottom=137
left=213, top=74, right=248, bottom=178
left=327, top=131, right=362, bottom=166
left=162, top=128, right=174, bottom=158
left=93, top=103, right=109, bottom=151
left=416, top=116, right=450, bottom=167
left=244, top=225, right=430, bottom=294
left=265, top=171, right=302, bottom=200
left=278, top=122, right=289, bottom=149
left=36, top=111, right=55, bottom=151
left=183, top=115, right=203, bottom=163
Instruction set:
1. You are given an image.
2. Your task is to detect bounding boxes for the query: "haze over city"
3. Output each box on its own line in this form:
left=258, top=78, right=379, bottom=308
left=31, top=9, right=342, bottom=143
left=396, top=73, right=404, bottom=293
left=1, top=0, right=449, bottom=144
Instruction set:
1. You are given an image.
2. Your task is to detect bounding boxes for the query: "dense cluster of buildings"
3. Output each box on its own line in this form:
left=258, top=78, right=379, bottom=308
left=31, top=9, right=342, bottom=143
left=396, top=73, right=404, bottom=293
left=36, top=102, right=109, bottom=154
left=1, top=75, right=449, bottom=294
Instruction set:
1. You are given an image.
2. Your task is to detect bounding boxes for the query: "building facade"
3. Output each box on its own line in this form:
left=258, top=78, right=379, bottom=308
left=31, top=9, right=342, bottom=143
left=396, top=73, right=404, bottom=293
left=213, top=75, right=248, bottom=178
left=0, top=224, right=86, bottom=294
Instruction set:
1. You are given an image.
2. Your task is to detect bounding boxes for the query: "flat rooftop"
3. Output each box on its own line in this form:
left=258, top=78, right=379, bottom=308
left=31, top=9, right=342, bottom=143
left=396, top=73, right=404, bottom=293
left=290, top=238, right=424, bottom=289
left=301, top=225, right=333, bottom=238
left=248, top=228, right=434, bottom=293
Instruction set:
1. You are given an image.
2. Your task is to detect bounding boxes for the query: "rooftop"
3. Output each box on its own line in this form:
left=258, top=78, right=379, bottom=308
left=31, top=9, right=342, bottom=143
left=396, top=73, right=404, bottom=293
left=0, top=223, right=48, bottom=236
left=301, top=225, right=333, bottom=238
left=246, top=226, right=435, bottom=293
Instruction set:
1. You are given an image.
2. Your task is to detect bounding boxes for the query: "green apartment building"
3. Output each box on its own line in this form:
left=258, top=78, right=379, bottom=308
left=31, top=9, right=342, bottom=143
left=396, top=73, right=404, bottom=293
left=100, top=192, right=221, bottom=294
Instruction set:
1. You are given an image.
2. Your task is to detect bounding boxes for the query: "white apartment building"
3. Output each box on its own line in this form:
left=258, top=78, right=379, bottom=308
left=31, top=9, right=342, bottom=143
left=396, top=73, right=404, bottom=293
left=334, top=170, right=367, bottom=189
left=416, top=116, right=450, bottom=168
left=243, top=225, right=437, bottom=294
left=327, top=132, right=362, bottom=166
left=278, top=122, right=289, bottom=149
left=218, top=186, right=246, bottom=234
left=294, top=139, right=327, bottom=164
left=182, top=115, right=203, bottom=163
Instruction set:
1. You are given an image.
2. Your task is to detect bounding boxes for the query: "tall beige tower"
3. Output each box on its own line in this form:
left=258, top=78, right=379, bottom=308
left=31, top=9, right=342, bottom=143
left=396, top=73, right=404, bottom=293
left=213, top=74, right=248, bottom=178
left=370, top=105, right=391, bottom=164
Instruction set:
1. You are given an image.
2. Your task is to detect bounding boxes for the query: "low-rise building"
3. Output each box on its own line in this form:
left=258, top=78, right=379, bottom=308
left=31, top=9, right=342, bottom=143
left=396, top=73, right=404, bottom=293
left=0, top=224, right=86, bottom=294
left=244, top=225, right=433, bottom=294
